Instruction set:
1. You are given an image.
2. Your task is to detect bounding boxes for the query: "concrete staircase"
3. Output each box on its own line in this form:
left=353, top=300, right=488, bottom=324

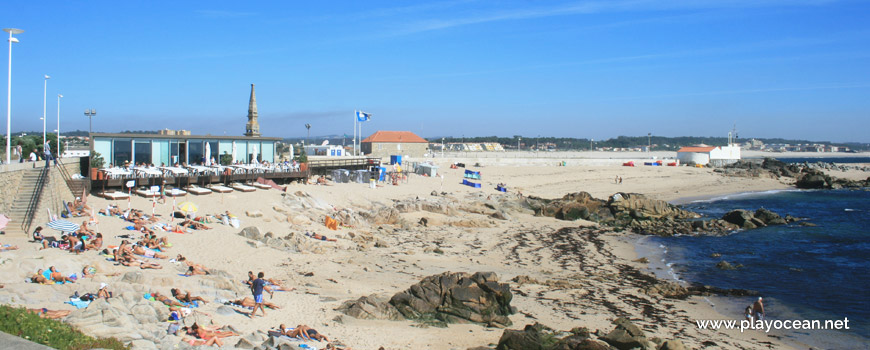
left=5, top=168, right=47, bottom=236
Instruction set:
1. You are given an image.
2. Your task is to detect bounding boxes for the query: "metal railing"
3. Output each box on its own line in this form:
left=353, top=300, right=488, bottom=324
left=21, top=167, right=49, bottom=235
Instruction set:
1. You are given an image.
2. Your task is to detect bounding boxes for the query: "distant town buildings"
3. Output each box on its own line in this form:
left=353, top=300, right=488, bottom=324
left=742, top=138, right=852, bottom=153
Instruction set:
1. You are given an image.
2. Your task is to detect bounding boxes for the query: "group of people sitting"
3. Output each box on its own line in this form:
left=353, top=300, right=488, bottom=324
left=111, top=240, right=164, bottom=269
left=33, top=226, right=103, bottom=253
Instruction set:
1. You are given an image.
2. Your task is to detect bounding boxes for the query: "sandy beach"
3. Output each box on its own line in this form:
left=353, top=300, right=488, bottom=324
left=1, top=158, right=865, bottom=349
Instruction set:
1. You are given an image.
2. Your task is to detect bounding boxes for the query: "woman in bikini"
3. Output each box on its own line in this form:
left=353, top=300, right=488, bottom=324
left=279, top=324, right=330, bottom=342
left=28, top=308, right=71, bottom=319
left=48, top=266, right=75, bottom=283
left=132, top=245, right=167, bottom=259
left=84, top=233, right=103, bottom=251
left=29, top=269, right=50, bottom=283
left=151, top=292, right=184, bottom=307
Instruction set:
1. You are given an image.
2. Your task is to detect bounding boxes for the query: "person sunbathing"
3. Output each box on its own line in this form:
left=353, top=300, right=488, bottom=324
left=0, top=244, right=19, bottom=251
left=27, top=308, right=71, bottom=319
left=151, top=292, right=184, bottom=307
left=228, top=297, right=280, bottom=309
left=171, top=288, right=208, bottom=305
left=306, top=232, right=337, bottom=242
left=82, top=265, right=97, bottom=278
left=63, top=234, right=83, bottom=254
left=184, top=265, right=209, bottom=276
left=84, top=233, right=103, bottom=251
left=178, top=219, right=210, bottom=230
left=48, top=266, right=75, bottom=283
left=76, top=220, right=94, bottom=236
left=132, top=245, right=167, bottom=259
left=118, top=255, right=162, bottom=269
left=183, top=323, right=238, bottom=347
left=97, top=283, right=112, bottom=299
left=29, top=269, right=50, bottom=283
left=34, top=228, right=59, bottom=250
left=279, top=324, right=329, bottom=342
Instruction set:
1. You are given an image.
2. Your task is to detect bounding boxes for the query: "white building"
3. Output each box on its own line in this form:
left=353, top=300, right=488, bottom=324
left=677, top=145, right=741, bottom=166
left=305, top=144, right=347, bottom=157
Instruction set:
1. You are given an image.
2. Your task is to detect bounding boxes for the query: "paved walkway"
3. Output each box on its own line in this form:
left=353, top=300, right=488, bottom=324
left=0, top=331, right=54, bottom=350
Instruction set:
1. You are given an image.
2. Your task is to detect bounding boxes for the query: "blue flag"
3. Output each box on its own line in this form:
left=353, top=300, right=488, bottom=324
left=356, top=110, right=371, bottom=122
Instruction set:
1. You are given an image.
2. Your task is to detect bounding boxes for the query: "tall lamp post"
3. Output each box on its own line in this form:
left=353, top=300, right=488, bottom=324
left=517, top=137, right=521, bottom=152
left=647, top=132, right=652, bottom=153
left=57, top=94, right=62, bottom=155
left=84, top=109, right=96, bottom=136
left=42, top=75, right=50, bottom=145
left=4, top=28, right=23, bottom=165
left=304, top=123, right=311, bottom=155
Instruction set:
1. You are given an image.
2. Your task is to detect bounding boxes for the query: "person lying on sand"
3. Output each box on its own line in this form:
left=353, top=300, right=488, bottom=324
left=182, top=323, right=238, bottom=347
left=278, top=324, right=330, bottom=342
left=118, top=255, right=162, bottom=269
left=29, top=269, right=50, bottom=283
left=0, top=244, right=18, bottom=251
left=306, top=232, right=337, bottom=242
left=184, top=265, right=210, bottom=276
left=151, top=292, right=184, bottom=307
left=82, top=265, right=97, bottom=278
left=132, top=245, right=167, bottom=259
left=171, top=288, right=208, bottom=304
left=48, top=266, right=75, bottom=283
left=177, top=219, right=210, bottom=230
left=27, top=308, right=72, bottom=319
left=227, top=297, right=280, bottom=309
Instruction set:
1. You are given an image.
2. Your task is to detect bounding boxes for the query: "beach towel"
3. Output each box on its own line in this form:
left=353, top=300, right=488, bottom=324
left=65, top=298, right=91, bottom=309
left=324, top=216, right=338, bottom=231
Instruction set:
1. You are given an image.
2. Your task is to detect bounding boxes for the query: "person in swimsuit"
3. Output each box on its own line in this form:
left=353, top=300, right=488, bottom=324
left=228, top=297, right=280, bottom=309
left=48, top=266, right=75, bottom=283
left=27, top=308, right=71, bottom=319
left=132, top=245, right=167, bottom=259
left=279, top=324, right=329, bottom=342
left=151, top=292, right=184, bottom=307
left=85, top=233, right=103, bottom=251
left=30, top=269, right=50, bottom=283
left=171, top=288, right=208, bottom=305
left=752, top=297, right=765, bottom=321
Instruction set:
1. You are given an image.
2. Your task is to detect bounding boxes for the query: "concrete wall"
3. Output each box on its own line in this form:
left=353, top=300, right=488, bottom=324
left=677, top=152, right=710, bottom=165
left=363, top=142, right=429, bottom=159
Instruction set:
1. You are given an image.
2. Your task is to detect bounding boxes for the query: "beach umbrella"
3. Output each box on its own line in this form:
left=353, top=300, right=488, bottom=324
left=0, top=214, right=9, bottom=230
left=231, top=141, right=237, bottom=163
left=177, top=201, right=198, bottom=213
left=47, top=219, right=79, bottom=233
left=205, top=142, right=211, bottom=166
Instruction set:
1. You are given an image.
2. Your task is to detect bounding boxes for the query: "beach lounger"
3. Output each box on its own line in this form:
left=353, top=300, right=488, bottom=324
left=230, top=183, right=256, bottom=192
left=134, top=189, right=159, bottom=198
left=184, top=186, right=212, bottom=195
left=166, top=188, right=187, bottom=197
left=207, top=184, right=233, bottom=193
left=101, top=191, right=131, bottom=200
left=252, top=182, right=271, bottom=190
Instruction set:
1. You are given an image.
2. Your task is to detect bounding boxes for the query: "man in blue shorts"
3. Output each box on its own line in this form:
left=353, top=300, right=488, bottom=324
left=250, top=271, right=273, bottom=318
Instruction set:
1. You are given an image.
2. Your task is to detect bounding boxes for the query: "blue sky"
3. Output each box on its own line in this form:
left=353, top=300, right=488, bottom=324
left=3, top=0, right=870, bottom=142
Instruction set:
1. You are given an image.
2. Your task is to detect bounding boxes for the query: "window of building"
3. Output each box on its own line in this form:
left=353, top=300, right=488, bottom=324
left=112, top=139, right=132, bottom=166
left=378, top=144, right=382, bottom=150
left=134, top=141, right=152, bottom=165
left=397, top=144, right=401, bottom=150
left=188, top=141, right=204, bottom=165
left=170, top=141, right=179, bottom=164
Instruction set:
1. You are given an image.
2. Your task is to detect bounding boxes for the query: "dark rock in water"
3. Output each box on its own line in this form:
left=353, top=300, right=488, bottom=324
left=722, top=210, right=756, bottom=229
left=687, top=284, right=759, bottom=297
left=799, top=222, right=817, bottom=227
left=710, top=253, right=722, bottom=258
left=632, top=257, right=650, bottom=264
left=602, top=317, right=647, bottom=350
left=340, top=271, right=515, bottom=327
left=754, top=208, right=786, bottom=225
left=716, top=261, right=737, bottom=270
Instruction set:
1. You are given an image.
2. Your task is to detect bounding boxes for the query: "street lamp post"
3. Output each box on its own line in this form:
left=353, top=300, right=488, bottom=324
left=42, top=75, right=50, bottom=146
left=57, top=94, right=62, bottom=155
left=4, top=28, right=23, bottom=165
left=518, top=137, right=521, bottom=152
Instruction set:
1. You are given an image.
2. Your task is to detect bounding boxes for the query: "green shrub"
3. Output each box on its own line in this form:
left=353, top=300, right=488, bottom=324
left=0, top=305, right=128, bottom=350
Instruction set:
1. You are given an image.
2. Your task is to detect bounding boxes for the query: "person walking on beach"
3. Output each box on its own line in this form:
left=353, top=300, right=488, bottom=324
left=752, top=297, right=765, bottom=321
left=619, top=176, right=623, bottom=184
left=249, top=271, right=273, bottom=318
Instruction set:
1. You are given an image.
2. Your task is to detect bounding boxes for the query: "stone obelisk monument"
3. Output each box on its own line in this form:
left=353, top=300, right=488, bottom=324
left=245, top=84, right=261, bottom=137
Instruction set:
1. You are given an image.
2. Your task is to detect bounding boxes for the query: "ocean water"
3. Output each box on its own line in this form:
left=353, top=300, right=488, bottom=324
left=641, top=189, right=870, bottom=349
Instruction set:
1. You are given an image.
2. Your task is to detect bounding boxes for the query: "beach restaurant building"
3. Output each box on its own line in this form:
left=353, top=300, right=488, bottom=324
left=676, top=145, right=741, bottom=166
left=91, top=133, right=281, bottom=166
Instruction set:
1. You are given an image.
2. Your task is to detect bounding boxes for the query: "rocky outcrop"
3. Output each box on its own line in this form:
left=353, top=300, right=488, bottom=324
left=339, top=271, right=515, bottom=327
left=488, top=320, right=685, bottom=350
left=723, top=158, right=870, bottom=189
left=526, top=192, right=696, bottom=225
left=721, top=208, right=794, bottom=229
left=795, top=169, right=870, bottom=189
